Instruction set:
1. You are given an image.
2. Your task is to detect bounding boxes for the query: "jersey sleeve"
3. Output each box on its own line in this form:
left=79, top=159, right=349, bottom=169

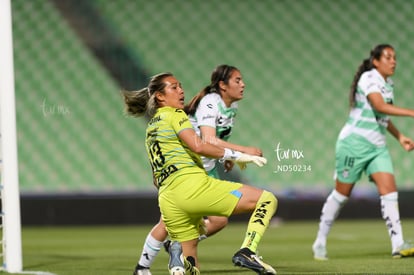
left=194, top=95, right=218, bottom=128
left=171, top=109, right=194, bottom=134
left=359, top=72, right=382, bottom=96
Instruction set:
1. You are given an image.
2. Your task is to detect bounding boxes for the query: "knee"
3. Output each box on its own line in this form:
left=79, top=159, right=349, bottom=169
left=209, top=216, right=228, bottom=229
left=151, top=219, right=169, bottom=238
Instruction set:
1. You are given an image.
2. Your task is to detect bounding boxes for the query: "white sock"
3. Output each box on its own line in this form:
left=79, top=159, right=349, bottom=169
left=138, top=233, right=164, bottom=268
left=314, top=190, right=348, bottom=247
left=380, top=192, right=404, bottom=252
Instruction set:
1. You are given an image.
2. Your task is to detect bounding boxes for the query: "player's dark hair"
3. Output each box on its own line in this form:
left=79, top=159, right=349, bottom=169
left=121, top=72, right=173, bottom=117
left=349, top=44, right=394, bottom=107
left=185, top=64, right=239, bottom=115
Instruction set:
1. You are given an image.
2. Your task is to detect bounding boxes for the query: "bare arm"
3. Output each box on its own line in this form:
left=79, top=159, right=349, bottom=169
left=387, top=120, right=414, bottom=152
left=178, top=127, right=268, bottom=167
left=368, top=93, right=414, bottom=117
left=199, top=126, right=262, bottom=156
left=367, top=92, right=414, bottom=151
left=178, top=127, right=225, bottom=159
left=387, top=119, right=400, bottom=140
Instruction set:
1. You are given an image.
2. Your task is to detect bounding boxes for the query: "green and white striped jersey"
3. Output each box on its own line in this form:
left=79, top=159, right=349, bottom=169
left=338, top=68, right=394, bottom=146
left=189, top=93, right=238, bottom=171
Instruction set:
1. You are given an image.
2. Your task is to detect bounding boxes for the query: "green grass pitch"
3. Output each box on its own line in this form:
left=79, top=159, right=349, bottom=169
left=5, top=219, right=414, bottom=274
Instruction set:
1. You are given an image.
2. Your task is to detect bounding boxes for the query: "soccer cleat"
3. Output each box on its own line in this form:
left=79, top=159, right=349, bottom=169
left=392, top=241, right=414, bottom=259
left=168, top=241, right=185, bottom=275
left=312, top=242, right=328, bottom=261
left=133, top=265, right=152, bottom=275
left=164, top=239, right=171, bottom=253
left=232, top=247, right=276, bottom=275
left=184, top=256, right=200, bottom=275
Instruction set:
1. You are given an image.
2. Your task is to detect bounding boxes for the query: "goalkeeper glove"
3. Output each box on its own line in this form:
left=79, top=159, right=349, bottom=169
left=222, top=148, right=267, bottom=167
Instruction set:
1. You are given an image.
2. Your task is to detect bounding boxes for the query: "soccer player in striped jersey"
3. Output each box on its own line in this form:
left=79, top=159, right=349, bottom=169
left=312, top=44, right=414, bottom=260
left=123, top=72, right=277, bottom=274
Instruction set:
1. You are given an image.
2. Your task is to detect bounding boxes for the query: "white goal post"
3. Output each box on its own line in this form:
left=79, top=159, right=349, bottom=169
left=0, top=0, right=23, bottom=273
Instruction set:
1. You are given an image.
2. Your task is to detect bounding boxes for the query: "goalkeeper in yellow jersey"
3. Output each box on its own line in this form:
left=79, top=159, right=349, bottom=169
left=121, top=72, right=277, bottom=275
left=133, top=65, right=265, bottom=275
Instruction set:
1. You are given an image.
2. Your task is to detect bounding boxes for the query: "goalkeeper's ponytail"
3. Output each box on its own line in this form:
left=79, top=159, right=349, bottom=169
left=121, top=88, right=149, bottom=117
left=121, top=72, right=173, bottom=117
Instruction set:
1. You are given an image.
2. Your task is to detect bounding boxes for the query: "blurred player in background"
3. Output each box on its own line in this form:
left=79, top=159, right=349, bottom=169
left=122, top=71, right=277, bottom=274
left=312, top=44, right=414, bottom=260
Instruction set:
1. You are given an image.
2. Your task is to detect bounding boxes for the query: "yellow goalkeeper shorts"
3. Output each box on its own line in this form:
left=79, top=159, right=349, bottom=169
left=159, top=171, right=242, bottom=242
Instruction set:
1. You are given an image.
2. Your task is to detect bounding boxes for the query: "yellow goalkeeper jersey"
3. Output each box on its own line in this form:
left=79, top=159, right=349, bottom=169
left=145, top=106, right=205, bottom=188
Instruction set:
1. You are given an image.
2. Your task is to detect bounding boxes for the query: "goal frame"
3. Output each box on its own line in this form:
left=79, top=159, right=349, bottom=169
left=0, top=0, right=23, bottom=272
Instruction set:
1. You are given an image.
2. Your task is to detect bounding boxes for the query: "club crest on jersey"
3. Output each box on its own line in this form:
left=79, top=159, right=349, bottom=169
left=342, top=169, right=349, bottom=178
left=179, top=117, right=188, bottom=126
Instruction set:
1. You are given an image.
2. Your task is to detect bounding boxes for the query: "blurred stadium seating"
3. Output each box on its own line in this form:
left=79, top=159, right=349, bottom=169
left=11, top=0, right=414, bottom=199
